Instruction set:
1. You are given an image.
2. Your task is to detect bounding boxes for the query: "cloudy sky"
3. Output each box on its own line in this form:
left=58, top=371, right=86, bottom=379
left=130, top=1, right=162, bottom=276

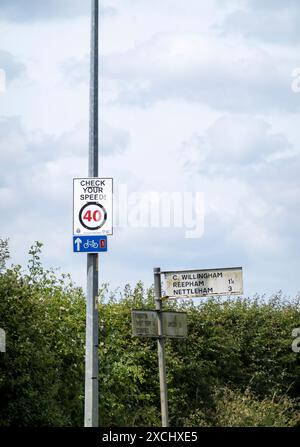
left=0, top=0, right=300, bottom=298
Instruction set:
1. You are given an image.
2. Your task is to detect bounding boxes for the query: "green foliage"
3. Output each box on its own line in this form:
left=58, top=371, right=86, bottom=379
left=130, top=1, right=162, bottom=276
left=214, top=387, right=300, bottom=427
left=98, top=282, right=161, bottom=427
left=184, top=387, right=300, bottom=427
left=0, top=241, right=299, bottom=426
left=0, top=238, right=9, bottom=273
left=0, top=242, right=86, bottom=426
left=98, top=290, right=300, bottom=427
left=164, top=296, right=300, bottom=426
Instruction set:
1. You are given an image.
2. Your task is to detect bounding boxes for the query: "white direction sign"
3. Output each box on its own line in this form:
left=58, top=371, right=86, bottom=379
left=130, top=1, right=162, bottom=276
left=73, top=178, right=113, bottom=236
left=164, top=267, right=243, bottom=298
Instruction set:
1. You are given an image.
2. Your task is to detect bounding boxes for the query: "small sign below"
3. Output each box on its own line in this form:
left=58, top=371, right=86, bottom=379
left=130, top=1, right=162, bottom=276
left=73, top=235, right=107, bottom=253
left=162, top=312, right=187, bottom=338
left=163, top=267, right=243, bottom=298
left=131, top=310, right=187, bottom=338
left=132, top=310, right=157, bottom=338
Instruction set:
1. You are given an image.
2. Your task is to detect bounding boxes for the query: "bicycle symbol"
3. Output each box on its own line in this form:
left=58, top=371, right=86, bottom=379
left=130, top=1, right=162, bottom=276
left=83, top=240, right=99, bottom=249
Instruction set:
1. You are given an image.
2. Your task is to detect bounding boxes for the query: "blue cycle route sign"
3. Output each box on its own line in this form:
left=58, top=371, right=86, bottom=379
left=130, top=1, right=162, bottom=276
left=73, top=235, right=108, bottom=253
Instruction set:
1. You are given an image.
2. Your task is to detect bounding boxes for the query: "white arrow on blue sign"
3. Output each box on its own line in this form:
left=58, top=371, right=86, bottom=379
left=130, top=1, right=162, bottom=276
left=73, top=236, right=108, bottom=253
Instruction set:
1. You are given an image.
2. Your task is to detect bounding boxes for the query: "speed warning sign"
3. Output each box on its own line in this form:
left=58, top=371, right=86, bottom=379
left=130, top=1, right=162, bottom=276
left=73, top=178, right=113, bottom=236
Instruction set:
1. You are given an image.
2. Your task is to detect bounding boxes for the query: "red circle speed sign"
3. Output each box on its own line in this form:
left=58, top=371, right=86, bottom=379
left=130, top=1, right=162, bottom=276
left=79, top=202, right=107, bottom=231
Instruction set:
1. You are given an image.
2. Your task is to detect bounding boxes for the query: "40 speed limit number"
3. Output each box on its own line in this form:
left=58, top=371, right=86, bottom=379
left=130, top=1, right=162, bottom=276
left=79, top=202, right=107, bottom=231
left=73, top=178, right=113, bottom=236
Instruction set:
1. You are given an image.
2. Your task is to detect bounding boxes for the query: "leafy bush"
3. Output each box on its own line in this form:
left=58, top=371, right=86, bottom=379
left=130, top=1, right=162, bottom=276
left=184, top=387, right=299, bottom=427
left=0, top=241, right=86, bottom=426
left=0, top=240, right=299, bottom=426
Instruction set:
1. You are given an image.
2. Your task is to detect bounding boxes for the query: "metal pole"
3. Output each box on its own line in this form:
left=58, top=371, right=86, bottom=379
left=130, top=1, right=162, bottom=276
left=154, top=267, right=169, bottom=427
left=85, top=0, right=99, bottom=428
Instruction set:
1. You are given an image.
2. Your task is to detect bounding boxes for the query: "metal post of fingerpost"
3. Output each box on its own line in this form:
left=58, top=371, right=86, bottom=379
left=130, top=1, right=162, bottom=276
left=84, top=0, right=99, bottom=428
left=154, top=267, right=169, bottom=427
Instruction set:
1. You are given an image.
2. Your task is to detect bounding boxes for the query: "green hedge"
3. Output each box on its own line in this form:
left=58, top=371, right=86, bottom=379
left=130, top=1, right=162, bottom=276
left=0, top=240, right=299, bottom=426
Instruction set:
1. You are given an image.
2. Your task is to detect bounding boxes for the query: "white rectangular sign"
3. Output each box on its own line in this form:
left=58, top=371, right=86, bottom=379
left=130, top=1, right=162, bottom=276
left=162, top=312, right=187, bottom=338
left=131, top=310, right=157, bottom=337
left=164, top=267, right=243, bottom=298
left=131, top=310, right=187, bottom=338
left=73, top=178, right=113, bottom=236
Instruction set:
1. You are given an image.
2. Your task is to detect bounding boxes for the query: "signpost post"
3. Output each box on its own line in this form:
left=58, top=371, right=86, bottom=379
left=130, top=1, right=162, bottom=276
left=134, top=266, right=243, bottom=427
left=154, top=267, right=169, bottom=428
left=132, top=271, right=188, bottom=427
left=131, top=303, right=187, bottom=427
left=85, top=0, right=99, bottom=428
left=0, top=328, right=5, bottom=353
left=74, top=1, right=113, bottom=427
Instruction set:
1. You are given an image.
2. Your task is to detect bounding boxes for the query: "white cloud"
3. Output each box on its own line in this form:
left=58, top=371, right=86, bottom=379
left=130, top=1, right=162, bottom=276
left=0, top=50, right=25, bottom=82
left=0, top=116, right=26, bottom=162
left=220, top=0, right=300, bottom=43
left=181, top=114, right=299, bottom=259
left=0, top=1, right=115, bottom=22
left=49, top=120, right=130, bottom=158
left=1, top=1, right=300, bottom=298
left=0, top=116, right=129, bottom=218
left=0, top=187, right=16, bottom=205
left=102, top=32, right=299, bottom=112
left=181, top=115, right=292, bottom=168
left=60, top=55, right=89, bottom=85
left=249, top=0, right=299, bottom=8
